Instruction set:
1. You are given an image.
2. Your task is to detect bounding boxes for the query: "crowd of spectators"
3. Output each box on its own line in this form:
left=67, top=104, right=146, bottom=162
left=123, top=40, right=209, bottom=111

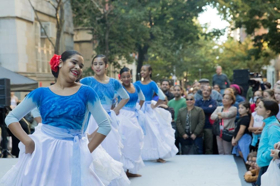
left=160, top=67, right=280, bottom=186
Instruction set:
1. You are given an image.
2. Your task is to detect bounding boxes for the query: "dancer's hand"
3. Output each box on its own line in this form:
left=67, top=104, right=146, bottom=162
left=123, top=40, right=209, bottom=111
left=24, top=138, right=35, bottom=154
left=113, top=109, right=120, bottom=115
left=151, top=104, right=156, bottom=109
left=183, top=134, right=188, bottom=139
left=270, top=149, right=280, bottom=161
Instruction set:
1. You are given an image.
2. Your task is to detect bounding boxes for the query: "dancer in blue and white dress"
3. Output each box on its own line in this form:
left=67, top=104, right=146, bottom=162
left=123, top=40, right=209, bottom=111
left=81, top=54, right=130, bottom=186
left=1, top=51, right=111, bottom=186
left=135, top=64, right=178, bottom=163
left=117, top=67, right=145, bottom=177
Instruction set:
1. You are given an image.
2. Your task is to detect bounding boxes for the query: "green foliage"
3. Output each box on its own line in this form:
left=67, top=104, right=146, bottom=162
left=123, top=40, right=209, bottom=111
left=214, top=0, right=280, bottom=56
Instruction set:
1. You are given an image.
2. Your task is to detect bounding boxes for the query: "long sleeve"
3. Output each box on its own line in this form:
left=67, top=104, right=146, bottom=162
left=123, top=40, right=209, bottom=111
left=221, top=106, right=237, bottom=119
left=87, top=88, right=111, bottom=135
left=5, top=93, right=38, bottom=126
left=225, top=75, right=230, bottom=88
left=176, top=109, right=185, bottom=136
left=210, top=107, right=221, bottom=120
left=259, top=125, right=280, bottom=165
left=193, top=109, right=205, bottom=136
left=138, top=88, right=145, bottom=101
left=31, top=108, right=41, bottom=118
left=152, top=81, right=166, bottom=100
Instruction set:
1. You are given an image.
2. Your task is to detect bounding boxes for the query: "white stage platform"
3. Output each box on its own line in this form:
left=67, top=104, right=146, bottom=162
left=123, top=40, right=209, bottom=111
left=0, top=155, right=251, bottom=186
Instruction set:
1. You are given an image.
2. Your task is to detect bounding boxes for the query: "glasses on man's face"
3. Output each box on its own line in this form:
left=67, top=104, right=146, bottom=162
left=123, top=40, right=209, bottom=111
left=186, top=99, right=194, bottom=101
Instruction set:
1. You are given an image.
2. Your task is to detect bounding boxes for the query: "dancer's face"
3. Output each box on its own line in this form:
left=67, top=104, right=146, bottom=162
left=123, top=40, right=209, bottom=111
left=92, top=57, right=107, bottom=76
left=140, top=66, right=151, bottom=79
left=60, top=54, right=84, bottom=82
left=120, top=71, right=132, bottom=86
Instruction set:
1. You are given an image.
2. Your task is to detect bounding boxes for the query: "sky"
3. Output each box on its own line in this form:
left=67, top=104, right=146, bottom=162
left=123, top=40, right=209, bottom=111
left=198, top=5, right=230, bottom=43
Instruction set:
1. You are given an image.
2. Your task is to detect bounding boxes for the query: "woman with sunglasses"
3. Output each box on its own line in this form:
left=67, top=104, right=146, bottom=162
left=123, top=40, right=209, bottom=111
left=176, top=94, right=205, bottom=154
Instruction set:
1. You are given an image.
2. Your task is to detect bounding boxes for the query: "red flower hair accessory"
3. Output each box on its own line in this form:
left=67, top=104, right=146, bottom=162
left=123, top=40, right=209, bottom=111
left=49, top=54, right=61, bottom=72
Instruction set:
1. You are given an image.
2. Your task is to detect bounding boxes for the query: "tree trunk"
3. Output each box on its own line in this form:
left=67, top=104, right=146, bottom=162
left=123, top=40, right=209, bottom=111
left=55, top=1, right=64, bottom=54
left=136, top=44, right=149, bottom=80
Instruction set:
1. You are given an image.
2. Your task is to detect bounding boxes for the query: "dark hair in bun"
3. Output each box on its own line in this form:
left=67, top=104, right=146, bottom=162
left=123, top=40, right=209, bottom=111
left=120, top=66, right=131, bottom=75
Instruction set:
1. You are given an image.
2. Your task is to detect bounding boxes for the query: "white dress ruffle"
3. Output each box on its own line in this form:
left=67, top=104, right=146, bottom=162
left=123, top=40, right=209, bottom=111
left=86, top=111, right=130, bottom=186
left=117, top=108, right=145, bottom=174
left=141, top=102, right=178, bottom=160
left=0, top=124, right=104, bottom=186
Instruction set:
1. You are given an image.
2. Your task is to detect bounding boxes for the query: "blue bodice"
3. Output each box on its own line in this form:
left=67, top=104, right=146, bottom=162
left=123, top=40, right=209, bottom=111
left=5, top=86, right=111, bottom=135
left=121, top=84, right=145, bottom=109
left=81, top=77, right=129, bottom=111
left=134, top=80, right=165, bottom=101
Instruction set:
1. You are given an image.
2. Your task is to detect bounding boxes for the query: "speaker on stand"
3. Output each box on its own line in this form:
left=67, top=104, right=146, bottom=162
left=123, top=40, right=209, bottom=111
left=232, top=69, right=250, bottom=98
left=0, top=78, right=11, bottom=158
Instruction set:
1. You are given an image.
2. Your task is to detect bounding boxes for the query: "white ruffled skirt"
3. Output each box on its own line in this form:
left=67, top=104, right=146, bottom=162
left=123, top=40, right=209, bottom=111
left=141, top=102, right=178, bottom=160
left=91, top=146, right=130, bottom=186
left=86, top=110, right=123, bottom=161
left=117, top=108, right=145, bottom=174
left=86, top=111, right=130, bottom=186
left=0, top=124, right=104, bottom=186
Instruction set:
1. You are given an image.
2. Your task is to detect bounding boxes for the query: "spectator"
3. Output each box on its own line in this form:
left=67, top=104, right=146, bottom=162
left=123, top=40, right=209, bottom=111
left=255, top=99, right=280, bottom=186
left=274, top=86, right=280, bottom=120
left=244, top=152, right=259, bottom=183
left=10, top=92, right=18, bottom=109
left=248, top=97, right=264, bottom=152
left=168, top=86, right=187, bottom=127
left=168, top=86, right=187, bottom=152
left=195, top=85, right=217, bottom=154
left=230, top=84, right=245, bottom=121
left=249, top=90, right=263, bottom=113
left=170, top=86, right=175, bottom=96
left=195, top=79, right=223, bottom=106
left=263, top=82, right=271, bottom=90
left=213, top=84, right=221, bottom=93
left=263, top=89, right=274, bottom=99
left=211, top=92, right=237, bottom=155
left=176, top=94, right=205, bottom=154
left=212, top=66, right=230, bottom=94
left=232, top=102, right=252, bottom=162
left=249, top=90, right=263, bottom=104
left=161, top=80, right=174, bottom=101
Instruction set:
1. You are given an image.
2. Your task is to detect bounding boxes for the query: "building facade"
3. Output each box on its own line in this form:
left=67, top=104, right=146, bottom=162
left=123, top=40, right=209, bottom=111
left=0, top=0, right=74, bottom=98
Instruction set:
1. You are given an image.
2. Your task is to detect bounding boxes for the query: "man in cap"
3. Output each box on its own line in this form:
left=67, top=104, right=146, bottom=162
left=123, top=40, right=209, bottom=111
left=194, top=79, right=222, bottom=106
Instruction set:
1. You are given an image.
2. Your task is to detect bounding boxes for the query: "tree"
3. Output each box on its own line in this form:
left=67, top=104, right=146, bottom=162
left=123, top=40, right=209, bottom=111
left=213, top=0, right=280, bottom=58
left=72, top=0, right=216, bottom=80
left=28, top=0, right=69, bottom=54
left=217, top=37, right=275, bottom=80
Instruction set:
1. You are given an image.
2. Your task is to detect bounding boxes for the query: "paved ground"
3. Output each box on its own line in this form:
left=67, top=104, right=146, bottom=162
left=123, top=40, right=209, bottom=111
left=130, top=155, right=251, bottom=186
left=0, top=155, right=251, bottom=186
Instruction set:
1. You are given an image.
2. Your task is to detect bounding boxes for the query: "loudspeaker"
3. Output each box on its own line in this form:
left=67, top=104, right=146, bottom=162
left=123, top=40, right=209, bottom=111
left=0, top=78, right=11, bottom=107
left=233, top=69, right=250, bottom=85
left=233, top=69, right=250, bottom=98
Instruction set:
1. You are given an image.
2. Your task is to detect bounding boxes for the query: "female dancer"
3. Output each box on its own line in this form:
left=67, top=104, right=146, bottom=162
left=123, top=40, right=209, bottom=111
left=80, top=54, right=130, bottom=185
left=134, top=64, right=178, bottom=163
left=1, top=51, right=111, bottom=186
left=117, top=67, right=145, bottom=177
